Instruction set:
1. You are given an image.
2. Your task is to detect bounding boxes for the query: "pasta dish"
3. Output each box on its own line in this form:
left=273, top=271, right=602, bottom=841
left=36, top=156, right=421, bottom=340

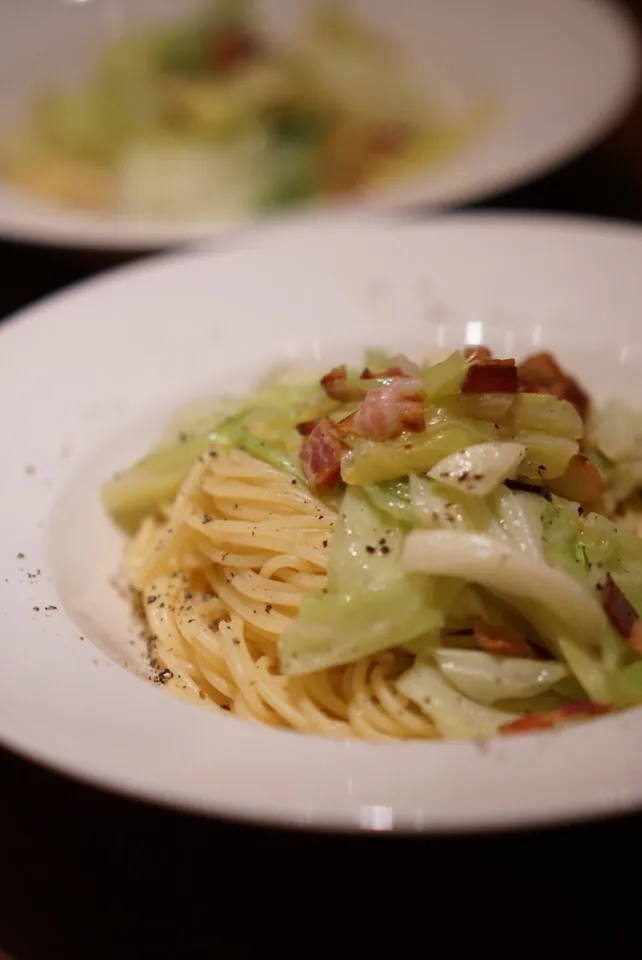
left=101, top=346, right=642, bottom=740
left=1, top=0, right=479, bottom=218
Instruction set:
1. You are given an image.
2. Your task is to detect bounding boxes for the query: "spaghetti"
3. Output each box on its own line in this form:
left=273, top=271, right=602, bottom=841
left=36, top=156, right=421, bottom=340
left=125, top=446, right=438, bottom=740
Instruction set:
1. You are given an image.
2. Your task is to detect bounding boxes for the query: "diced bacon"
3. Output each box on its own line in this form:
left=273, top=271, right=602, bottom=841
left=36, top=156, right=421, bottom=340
left=463, top=346, right=493, bottom=361
left=473, top=619, right=536, bottom=658
left=518, top=352, right=590, bottom=423
left=207, top=28, right=264, bottom=73
left=548, top=455, right=606, bottom=514
left=500, top=701, right=612, bottom=734
left=296, top=419, right=319, bottom=436
left=352, top=377, right=425, bottom=440
left=461, top=358, right=518, bottom=394
left=601, top=574, right=642, bottom=654
left=360, top=366, right=406, bottom=380
left=299, top=417, right=344, bottom=493
left=333, top=413, right=356, bottom=439
left=368, top=122, right=413, bottom=157
left=320, top=364, right=367, bottom=402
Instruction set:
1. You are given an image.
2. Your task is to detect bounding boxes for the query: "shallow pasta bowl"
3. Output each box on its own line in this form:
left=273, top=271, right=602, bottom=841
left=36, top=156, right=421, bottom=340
left=1, top=213, right=642, bottom=832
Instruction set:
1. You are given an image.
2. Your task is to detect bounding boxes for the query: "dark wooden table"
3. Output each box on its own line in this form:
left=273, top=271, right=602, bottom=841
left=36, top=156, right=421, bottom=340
left=4, top=6, right=642, bottom=957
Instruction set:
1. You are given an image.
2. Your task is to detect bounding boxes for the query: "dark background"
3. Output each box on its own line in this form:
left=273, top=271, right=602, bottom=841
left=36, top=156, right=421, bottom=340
left=4, top=2, right=642, bottom=957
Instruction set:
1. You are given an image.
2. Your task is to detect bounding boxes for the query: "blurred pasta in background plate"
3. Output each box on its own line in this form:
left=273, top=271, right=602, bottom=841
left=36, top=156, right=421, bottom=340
left=0, top=0, right=479, bottom=218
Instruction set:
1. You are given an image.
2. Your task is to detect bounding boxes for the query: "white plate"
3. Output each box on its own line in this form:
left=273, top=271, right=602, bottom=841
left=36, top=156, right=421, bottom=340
left=2, top=213, right=642, bottom=833
left=0, top=0, right=637, bottom=250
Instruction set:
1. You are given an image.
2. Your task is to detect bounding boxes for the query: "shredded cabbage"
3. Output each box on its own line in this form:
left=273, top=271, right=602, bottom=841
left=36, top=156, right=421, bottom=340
left=397, top=661, right=516, bottom=738
left=428, top=442, right=525, bottom=497
left=279, top=488, right=448, bottom=674
left=433, top=648, right=568, bottom=704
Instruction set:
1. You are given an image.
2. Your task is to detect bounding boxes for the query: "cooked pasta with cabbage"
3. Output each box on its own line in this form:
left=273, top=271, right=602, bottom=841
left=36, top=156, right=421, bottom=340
left=1, top=0, right=480, bottom=217
left=102, top=345, right=642, bottom=740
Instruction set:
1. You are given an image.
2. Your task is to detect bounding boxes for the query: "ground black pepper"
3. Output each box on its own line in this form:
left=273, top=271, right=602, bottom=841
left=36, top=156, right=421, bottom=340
left=202, top=514, right=213, bottom=524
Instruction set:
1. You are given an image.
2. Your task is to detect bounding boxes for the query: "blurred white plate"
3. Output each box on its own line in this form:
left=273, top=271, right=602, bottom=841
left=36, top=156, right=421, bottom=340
left=1, top=212, right=642, bottom=832
left=0, top=0, right=638, bottom=250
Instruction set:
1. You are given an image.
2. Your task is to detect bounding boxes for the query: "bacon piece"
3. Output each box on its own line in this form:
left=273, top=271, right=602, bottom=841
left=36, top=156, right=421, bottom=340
left=601, top=575, right=642, bottom=655
left=463, top=346, right=493, bottom=362
left=352, top=377, right=425, bottom=441
left=500, top=701, right=612, bottom=734
left=333, top=414, right=356, bottom=439
left=473, top=619, right=536, bottom=659
left=461, top=358, right=518, bottom=394
left=207, top=28, right=264, bottom=73
left=296, top=419, right=319, bottom=436
left=368, top=122, right=413, bottom=157
left=320, top=364, right=347, bottom=396
left=299, top=417, right=344, bottom=493
left=320, top=364, right=367, bottom=403
left=360, top=366, right=406, bottom=380
left=518, top=352, right=590, bottom=423
left=547, top=455, right=606, bottom=514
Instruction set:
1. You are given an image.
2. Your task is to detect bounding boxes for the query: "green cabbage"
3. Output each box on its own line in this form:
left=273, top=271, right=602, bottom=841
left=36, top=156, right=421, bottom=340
left=279, top=487, right=447, bottom=674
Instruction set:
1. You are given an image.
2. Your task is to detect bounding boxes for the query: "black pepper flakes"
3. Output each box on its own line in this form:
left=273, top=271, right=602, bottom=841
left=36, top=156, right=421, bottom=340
left=32, top=606, right=40, bottom=612
left=380, top=545, right=390, bottom=555
left=16, top=553, right=24, bottom=560
left=178, top=431, right=188, bottom=443
left=202, top=514, right=213, bottom=524
left=158, top=668, right=173, bottom=684
left=266, top=604, right=272, bottom=613
left=291, top=478, right=297, bottom=485
left=322, top=539, right=328, bottom=548
left=45, top=605, right=57, bottom=611
left=365, top=545, right=375, bottom=554
left=208, top=450, right=218, bottom=458
left=147, top=595, right=158, bottom=605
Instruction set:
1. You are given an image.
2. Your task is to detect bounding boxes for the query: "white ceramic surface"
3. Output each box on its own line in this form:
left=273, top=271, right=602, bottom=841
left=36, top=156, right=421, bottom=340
left=2, top=213, right=642, bottom=832
left=0, top=0, right=638, bottom=250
